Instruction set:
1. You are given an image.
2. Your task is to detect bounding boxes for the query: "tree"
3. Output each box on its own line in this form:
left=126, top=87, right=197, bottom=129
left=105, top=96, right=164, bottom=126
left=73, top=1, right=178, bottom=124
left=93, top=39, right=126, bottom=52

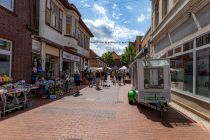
left=121, top=54, right=128, bottom=66
left=102, top=51, right=114, bottom=66
left=121, top=42, right=136, bottom=65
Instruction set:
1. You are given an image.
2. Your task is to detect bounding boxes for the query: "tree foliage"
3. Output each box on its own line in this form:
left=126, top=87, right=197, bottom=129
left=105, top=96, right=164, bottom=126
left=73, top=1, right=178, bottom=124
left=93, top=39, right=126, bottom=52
left=120, top=43, right=136, bottom=66
left=101, top=51, right=114, bottom=66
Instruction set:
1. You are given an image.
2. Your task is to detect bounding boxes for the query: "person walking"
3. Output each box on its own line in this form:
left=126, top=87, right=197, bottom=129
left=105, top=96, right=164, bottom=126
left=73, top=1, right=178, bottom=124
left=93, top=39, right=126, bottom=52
left=64, top=71, right=70, bottom=93
left=118, top=70, right=122, bottom=86
left=88, top=70, right=93, bottom=88
left=123, top=70, right=126, bottom=85
left=74, top=69, right=81, bottom=95
left=95, top=70, right=101, bottom=90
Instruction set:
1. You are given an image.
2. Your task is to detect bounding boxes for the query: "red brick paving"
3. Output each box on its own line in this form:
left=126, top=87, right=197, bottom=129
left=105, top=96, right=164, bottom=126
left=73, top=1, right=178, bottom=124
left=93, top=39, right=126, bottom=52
left=0, top=84, right=209, bottom=140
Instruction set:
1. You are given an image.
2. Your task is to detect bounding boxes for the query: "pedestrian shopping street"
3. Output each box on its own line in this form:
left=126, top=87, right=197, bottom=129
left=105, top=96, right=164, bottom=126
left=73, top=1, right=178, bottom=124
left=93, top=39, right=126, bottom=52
left=0, top=81, right=209, bottom=140
left=1, top=0, right=210, bottom=139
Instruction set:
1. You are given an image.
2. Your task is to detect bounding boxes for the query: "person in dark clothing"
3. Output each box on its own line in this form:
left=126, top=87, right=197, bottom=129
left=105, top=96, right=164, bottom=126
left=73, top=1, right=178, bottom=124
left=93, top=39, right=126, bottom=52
left=95, top=70, right=101, bottom=90
left=74, top=69, right=81, bottom=95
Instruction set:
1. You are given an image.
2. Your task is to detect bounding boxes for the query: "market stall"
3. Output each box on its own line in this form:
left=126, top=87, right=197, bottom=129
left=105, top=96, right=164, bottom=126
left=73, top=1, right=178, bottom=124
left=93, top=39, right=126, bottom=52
left=0, top=79, right=39, bottom=116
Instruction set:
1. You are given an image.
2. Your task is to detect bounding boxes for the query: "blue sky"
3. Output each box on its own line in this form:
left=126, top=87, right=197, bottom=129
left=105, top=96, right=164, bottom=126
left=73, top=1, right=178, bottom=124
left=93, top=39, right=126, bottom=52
left=69, top=0, right=151, bottom=56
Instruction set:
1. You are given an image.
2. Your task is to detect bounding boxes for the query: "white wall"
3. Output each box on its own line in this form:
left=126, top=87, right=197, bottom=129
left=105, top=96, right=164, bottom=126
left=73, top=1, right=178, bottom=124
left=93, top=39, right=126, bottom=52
left=39, top=0, right=89, bottom=57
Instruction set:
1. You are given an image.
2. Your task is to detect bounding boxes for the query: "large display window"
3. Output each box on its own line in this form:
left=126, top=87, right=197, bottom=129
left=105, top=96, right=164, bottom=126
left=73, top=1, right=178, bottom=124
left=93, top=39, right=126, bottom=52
left=63, top=60, right=74, bottom=76
left=170, top=53, right=193, bottom=94
left=45, top=54, right=59, bottom=80
left=196, top=47, right=210, bottom=98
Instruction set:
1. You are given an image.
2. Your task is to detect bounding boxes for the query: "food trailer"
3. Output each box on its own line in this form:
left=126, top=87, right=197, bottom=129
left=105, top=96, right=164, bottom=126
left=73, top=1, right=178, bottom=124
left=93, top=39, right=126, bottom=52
left=128, top=59, right=171, bottom=116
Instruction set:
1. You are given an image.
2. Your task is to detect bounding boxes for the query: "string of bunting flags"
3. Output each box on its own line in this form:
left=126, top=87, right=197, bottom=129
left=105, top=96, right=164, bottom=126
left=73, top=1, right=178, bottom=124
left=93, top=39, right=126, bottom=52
left=90, top=41, right=129, bottom=44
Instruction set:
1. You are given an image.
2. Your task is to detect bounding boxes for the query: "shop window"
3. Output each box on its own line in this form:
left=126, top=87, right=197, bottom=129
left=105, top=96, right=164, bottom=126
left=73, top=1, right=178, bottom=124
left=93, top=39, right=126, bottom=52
left=196, top=33, right=210, bottom=48
left=170, top=53, right=193, bottom=94
left=0, top=0, right=13, bottom=11
left=45, top=55, right=59, bottom=80
left=183, top=40, right=193, bottom=52
left=196, top=47, right=210, bottom=98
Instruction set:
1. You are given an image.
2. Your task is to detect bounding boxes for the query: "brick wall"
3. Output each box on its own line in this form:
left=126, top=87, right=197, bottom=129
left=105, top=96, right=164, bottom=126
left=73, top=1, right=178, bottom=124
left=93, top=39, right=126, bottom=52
left=0, top=0, right=34, bottom=82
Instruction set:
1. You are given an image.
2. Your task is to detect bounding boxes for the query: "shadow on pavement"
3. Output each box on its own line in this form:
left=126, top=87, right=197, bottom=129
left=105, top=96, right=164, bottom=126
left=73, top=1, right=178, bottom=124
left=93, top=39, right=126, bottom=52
left=137, top=104, right=195, bottom=128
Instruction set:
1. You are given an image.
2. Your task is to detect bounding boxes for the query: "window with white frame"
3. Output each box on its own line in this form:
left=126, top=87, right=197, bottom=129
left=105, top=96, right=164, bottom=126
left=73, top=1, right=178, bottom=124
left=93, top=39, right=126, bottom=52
left=66, top=16, right=72, bottom=35
left=0, top=0, right=13, bottom=11
left=0, top=39, right=12, bottom=76
left=46, top=0, right=63, bottom=32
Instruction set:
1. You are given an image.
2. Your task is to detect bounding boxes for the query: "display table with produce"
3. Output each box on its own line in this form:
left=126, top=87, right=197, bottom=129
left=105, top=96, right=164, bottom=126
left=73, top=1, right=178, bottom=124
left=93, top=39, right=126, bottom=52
left=0, top=81, right=39, bottom=117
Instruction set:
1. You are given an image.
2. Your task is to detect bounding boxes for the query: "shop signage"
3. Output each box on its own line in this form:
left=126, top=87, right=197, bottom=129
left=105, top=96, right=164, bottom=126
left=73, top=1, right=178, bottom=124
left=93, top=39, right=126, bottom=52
left=63, top=51, right=80, bottom=62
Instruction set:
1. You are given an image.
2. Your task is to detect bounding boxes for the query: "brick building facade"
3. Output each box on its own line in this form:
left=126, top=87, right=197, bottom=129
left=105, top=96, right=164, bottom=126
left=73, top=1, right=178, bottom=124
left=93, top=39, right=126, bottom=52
left=0, top=0, right=34, bottom=82
left=89, top=49, right=107, bottom=68
left=111, top=51, right=121, bottom=68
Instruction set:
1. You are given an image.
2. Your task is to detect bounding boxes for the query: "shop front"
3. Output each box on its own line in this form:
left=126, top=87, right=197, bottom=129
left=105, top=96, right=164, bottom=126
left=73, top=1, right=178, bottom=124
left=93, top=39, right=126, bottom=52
left=45, top=45, right=60, bottom=80
left=63, top=51, right=80, bottom=76
left=32, top=39, right=42, bottom=83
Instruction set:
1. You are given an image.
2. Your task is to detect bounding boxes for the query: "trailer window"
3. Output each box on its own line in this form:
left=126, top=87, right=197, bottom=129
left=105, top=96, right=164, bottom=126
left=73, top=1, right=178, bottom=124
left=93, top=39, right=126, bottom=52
left=144, top=68, right=164, bottom=89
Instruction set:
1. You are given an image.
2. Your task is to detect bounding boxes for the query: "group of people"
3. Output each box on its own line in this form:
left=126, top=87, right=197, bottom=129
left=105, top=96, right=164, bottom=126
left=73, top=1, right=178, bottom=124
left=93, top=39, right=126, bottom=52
left=86, top=69, right=109, bottom=90
left=110, top=70, right=127, bottom=86
left=86, top=69, right=128, bottom=90
left=63, top=67, right=129, bottom=95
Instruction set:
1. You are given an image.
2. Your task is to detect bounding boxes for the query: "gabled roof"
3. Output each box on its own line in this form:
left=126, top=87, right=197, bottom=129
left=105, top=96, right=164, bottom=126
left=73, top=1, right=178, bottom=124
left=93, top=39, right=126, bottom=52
left=112, top=51, right=120, bottom=59
left=79, top=19, right=94, bottom=37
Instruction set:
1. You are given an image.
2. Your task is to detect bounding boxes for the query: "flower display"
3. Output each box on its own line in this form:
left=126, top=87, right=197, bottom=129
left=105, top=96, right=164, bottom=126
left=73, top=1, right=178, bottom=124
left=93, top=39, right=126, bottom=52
left=0, top=76, right=3, bottom=84
left=1, top=75, right=11, bottom=83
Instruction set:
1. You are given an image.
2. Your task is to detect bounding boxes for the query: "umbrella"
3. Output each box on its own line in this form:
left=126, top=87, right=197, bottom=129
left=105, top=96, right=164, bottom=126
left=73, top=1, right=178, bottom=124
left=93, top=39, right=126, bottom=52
left=107, top=67, right=112, bottom=70
left=119, top=66, right=128, bottom=70
left=97, top=67, right=103, bottom=71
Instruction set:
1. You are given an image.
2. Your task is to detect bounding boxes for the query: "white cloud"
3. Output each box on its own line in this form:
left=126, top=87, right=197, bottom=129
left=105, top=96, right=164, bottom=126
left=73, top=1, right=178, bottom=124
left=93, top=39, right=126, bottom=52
left=84, top=4, right=144, bottom=56
left=126, top=5, right=132, bottom=10
left=94, top=4, right=106, bottom=16
left=84, top=3, right=90, bottom=7
left=137, top=14, right=146, bottom=23
left=112, top=3, right=118, bottom=9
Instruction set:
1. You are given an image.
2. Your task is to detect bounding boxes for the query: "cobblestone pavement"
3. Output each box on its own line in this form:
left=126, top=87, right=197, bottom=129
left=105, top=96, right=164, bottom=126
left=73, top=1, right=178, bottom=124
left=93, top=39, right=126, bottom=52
left=0, top=82, right=210, bottom=140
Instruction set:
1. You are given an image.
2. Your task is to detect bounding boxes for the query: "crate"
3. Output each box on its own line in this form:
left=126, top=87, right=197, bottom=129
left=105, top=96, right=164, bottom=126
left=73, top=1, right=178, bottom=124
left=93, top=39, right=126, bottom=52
left=49, top=95, right=57, bottom=100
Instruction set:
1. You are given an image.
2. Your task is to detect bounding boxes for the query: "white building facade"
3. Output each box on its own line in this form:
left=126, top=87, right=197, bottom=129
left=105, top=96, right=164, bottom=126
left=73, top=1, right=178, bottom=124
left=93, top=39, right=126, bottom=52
left=151, top=0, right=210, bottom=120
left=32, top=0, right=93, bottom=79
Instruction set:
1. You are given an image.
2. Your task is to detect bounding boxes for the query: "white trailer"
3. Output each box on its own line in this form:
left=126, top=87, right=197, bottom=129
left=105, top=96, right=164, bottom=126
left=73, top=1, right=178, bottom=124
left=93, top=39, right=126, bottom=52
left=128, top=59, right=171, bottom=116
